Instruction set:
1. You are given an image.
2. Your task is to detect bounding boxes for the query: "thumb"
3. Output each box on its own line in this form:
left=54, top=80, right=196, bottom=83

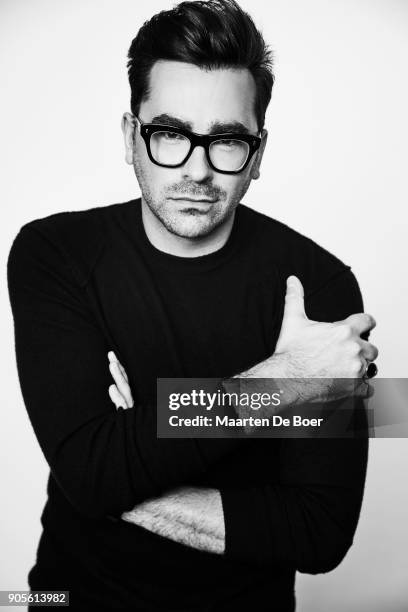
left=282, top=275, right=307, bottom=320
left=275, top=276, right=307, bottom=353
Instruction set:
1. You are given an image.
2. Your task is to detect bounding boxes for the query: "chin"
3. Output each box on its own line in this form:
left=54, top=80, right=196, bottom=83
left=165, top=218, right=215, bottom=239
left=161, top=210, right=225, bottom=239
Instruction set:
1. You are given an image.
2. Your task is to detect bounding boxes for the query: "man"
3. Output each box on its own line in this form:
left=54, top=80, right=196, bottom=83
left=8, top=0, right=378, bottom=610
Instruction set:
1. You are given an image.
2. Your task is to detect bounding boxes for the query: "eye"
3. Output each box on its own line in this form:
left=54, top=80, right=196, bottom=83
left=217, top=139, right=236, bottom=147
left=162, top=131, right=184, bottom=141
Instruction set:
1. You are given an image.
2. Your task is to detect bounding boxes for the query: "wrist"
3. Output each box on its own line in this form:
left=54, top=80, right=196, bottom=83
left=223, top=353, right=301, bottom=415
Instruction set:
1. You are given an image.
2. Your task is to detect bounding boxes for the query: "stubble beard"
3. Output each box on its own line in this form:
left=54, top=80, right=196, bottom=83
left=133, top=158, right=252, bottom=239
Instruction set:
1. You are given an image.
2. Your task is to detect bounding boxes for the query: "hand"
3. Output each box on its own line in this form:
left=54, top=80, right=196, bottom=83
left=240, top=275, right=379, bottom=406
left=271, top=275, right=379, bottom=402
left=275, top=276, right=378, bottom=376
left=107, top=351, right=134, bottom=409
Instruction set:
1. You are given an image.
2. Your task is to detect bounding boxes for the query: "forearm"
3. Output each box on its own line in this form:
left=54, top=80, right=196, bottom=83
left=222, top=354, right=302, bottom=429
left=121, top=487, right=225, bottom=554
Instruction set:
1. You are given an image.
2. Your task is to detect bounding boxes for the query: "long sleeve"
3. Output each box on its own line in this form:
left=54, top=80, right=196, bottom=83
left=7, top=222, right=239, bottom=520
left=220, top=268, right=369, bottom=574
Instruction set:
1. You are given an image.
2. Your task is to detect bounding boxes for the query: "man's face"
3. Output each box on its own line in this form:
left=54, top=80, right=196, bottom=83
left=122, top=60, right=267, bottom=239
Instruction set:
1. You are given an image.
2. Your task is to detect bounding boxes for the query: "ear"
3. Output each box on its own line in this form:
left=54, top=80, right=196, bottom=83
left=250, top=129, right=268, bottom=180
left=121, top=112, right=135, bottom=165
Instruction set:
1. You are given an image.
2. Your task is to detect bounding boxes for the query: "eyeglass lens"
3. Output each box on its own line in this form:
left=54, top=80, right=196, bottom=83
left=149, top=130, right=250, bottom=172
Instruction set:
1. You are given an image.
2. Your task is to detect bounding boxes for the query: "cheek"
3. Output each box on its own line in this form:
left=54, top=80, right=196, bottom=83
left=134, top=153, right=180, bottom=198
left=134, top=140, right=151, bottom=173
left=220, top=173, right=251, bottom=200
left=134, top=143, right=158, bottom=187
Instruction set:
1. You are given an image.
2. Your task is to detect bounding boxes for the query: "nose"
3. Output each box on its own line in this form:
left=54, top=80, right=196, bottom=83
left=181, top=144, right=213, bottom=183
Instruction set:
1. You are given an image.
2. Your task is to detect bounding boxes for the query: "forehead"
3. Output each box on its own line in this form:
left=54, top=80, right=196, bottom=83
left=141, top=60, right=257, bottom=133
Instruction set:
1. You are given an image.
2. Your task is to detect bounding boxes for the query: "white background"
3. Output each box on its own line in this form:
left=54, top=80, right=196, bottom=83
left=1, top=1, right=407, bottom=610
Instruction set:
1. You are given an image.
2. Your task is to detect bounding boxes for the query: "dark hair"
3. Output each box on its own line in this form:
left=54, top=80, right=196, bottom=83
left=127, top=0, right=274, bottom=130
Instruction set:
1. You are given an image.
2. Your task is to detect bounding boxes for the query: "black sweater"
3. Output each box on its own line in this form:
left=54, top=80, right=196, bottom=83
left=8, top=200, right=368, bottom=611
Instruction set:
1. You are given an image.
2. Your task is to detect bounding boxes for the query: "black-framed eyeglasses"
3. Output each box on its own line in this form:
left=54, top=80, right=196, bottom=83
left=133, top=116, right=262, bottom=175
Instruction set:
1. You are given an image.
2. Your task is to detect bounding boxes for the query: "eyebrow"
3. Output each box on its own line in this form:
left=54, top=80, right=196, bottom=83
left=149, top=113, right=252, bottom=135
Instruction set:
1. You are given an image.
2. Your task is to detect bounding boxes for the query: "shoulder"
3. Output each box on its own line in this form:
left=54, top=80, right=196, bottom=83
left=238, top=204, right=351, bottom=298
left=8, top=200, right=135, bottom=287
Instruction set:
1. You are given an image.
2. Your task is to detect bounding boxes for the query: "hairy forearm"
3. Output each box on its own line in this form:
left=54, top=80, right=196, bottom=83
left=121, top=487, right=225, bottom=554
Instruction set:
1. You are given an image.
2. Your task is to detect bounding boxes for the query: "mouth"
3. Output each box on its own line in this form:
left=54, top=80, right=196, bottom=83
left=169, top=197, right=217, bottom=204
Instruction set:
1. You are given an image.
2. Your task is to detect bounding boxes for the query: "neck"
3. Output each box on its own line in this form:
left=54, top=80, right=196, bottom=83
left=140, top=198, right=236, bottom=258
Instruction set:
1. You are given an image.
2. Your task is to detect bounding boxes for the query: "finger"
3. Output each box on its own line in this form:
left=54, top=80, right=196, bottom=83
left=117, top=361, right=129, bottom=383
left=354, top=380, right=375, bottom=399
left=108, top=352, right=133, bottom=407
left=108, top=351, right=129, bottom=383
left=108, top=384, right=127, bottom=409
left=357, top=357, right=367, bottom=378
left=108, top=350, right=117, bottom=363
left=342, top=313, right=376, bottom=336
left=109, top=361, right=133, bottom=407
left=283, top=275, right=307, bottom=319
left=109, top=361, right=134, bottom=407
left=359, top=339, right=379, bottom=363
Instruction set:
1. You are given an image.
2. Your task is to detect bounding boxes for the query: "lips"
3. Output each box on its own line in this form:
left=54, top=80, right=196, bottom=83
left=170, top=197, right=216, bottom=203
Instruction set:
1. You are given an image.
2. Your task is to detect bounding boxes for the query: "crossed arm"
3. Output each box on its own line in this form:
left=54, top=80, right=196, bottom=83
left=121, top=486, right=225, bottom=553
left=8, top=225, right=371, bottom=571
left=108, top=351, right=225, bottom=554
